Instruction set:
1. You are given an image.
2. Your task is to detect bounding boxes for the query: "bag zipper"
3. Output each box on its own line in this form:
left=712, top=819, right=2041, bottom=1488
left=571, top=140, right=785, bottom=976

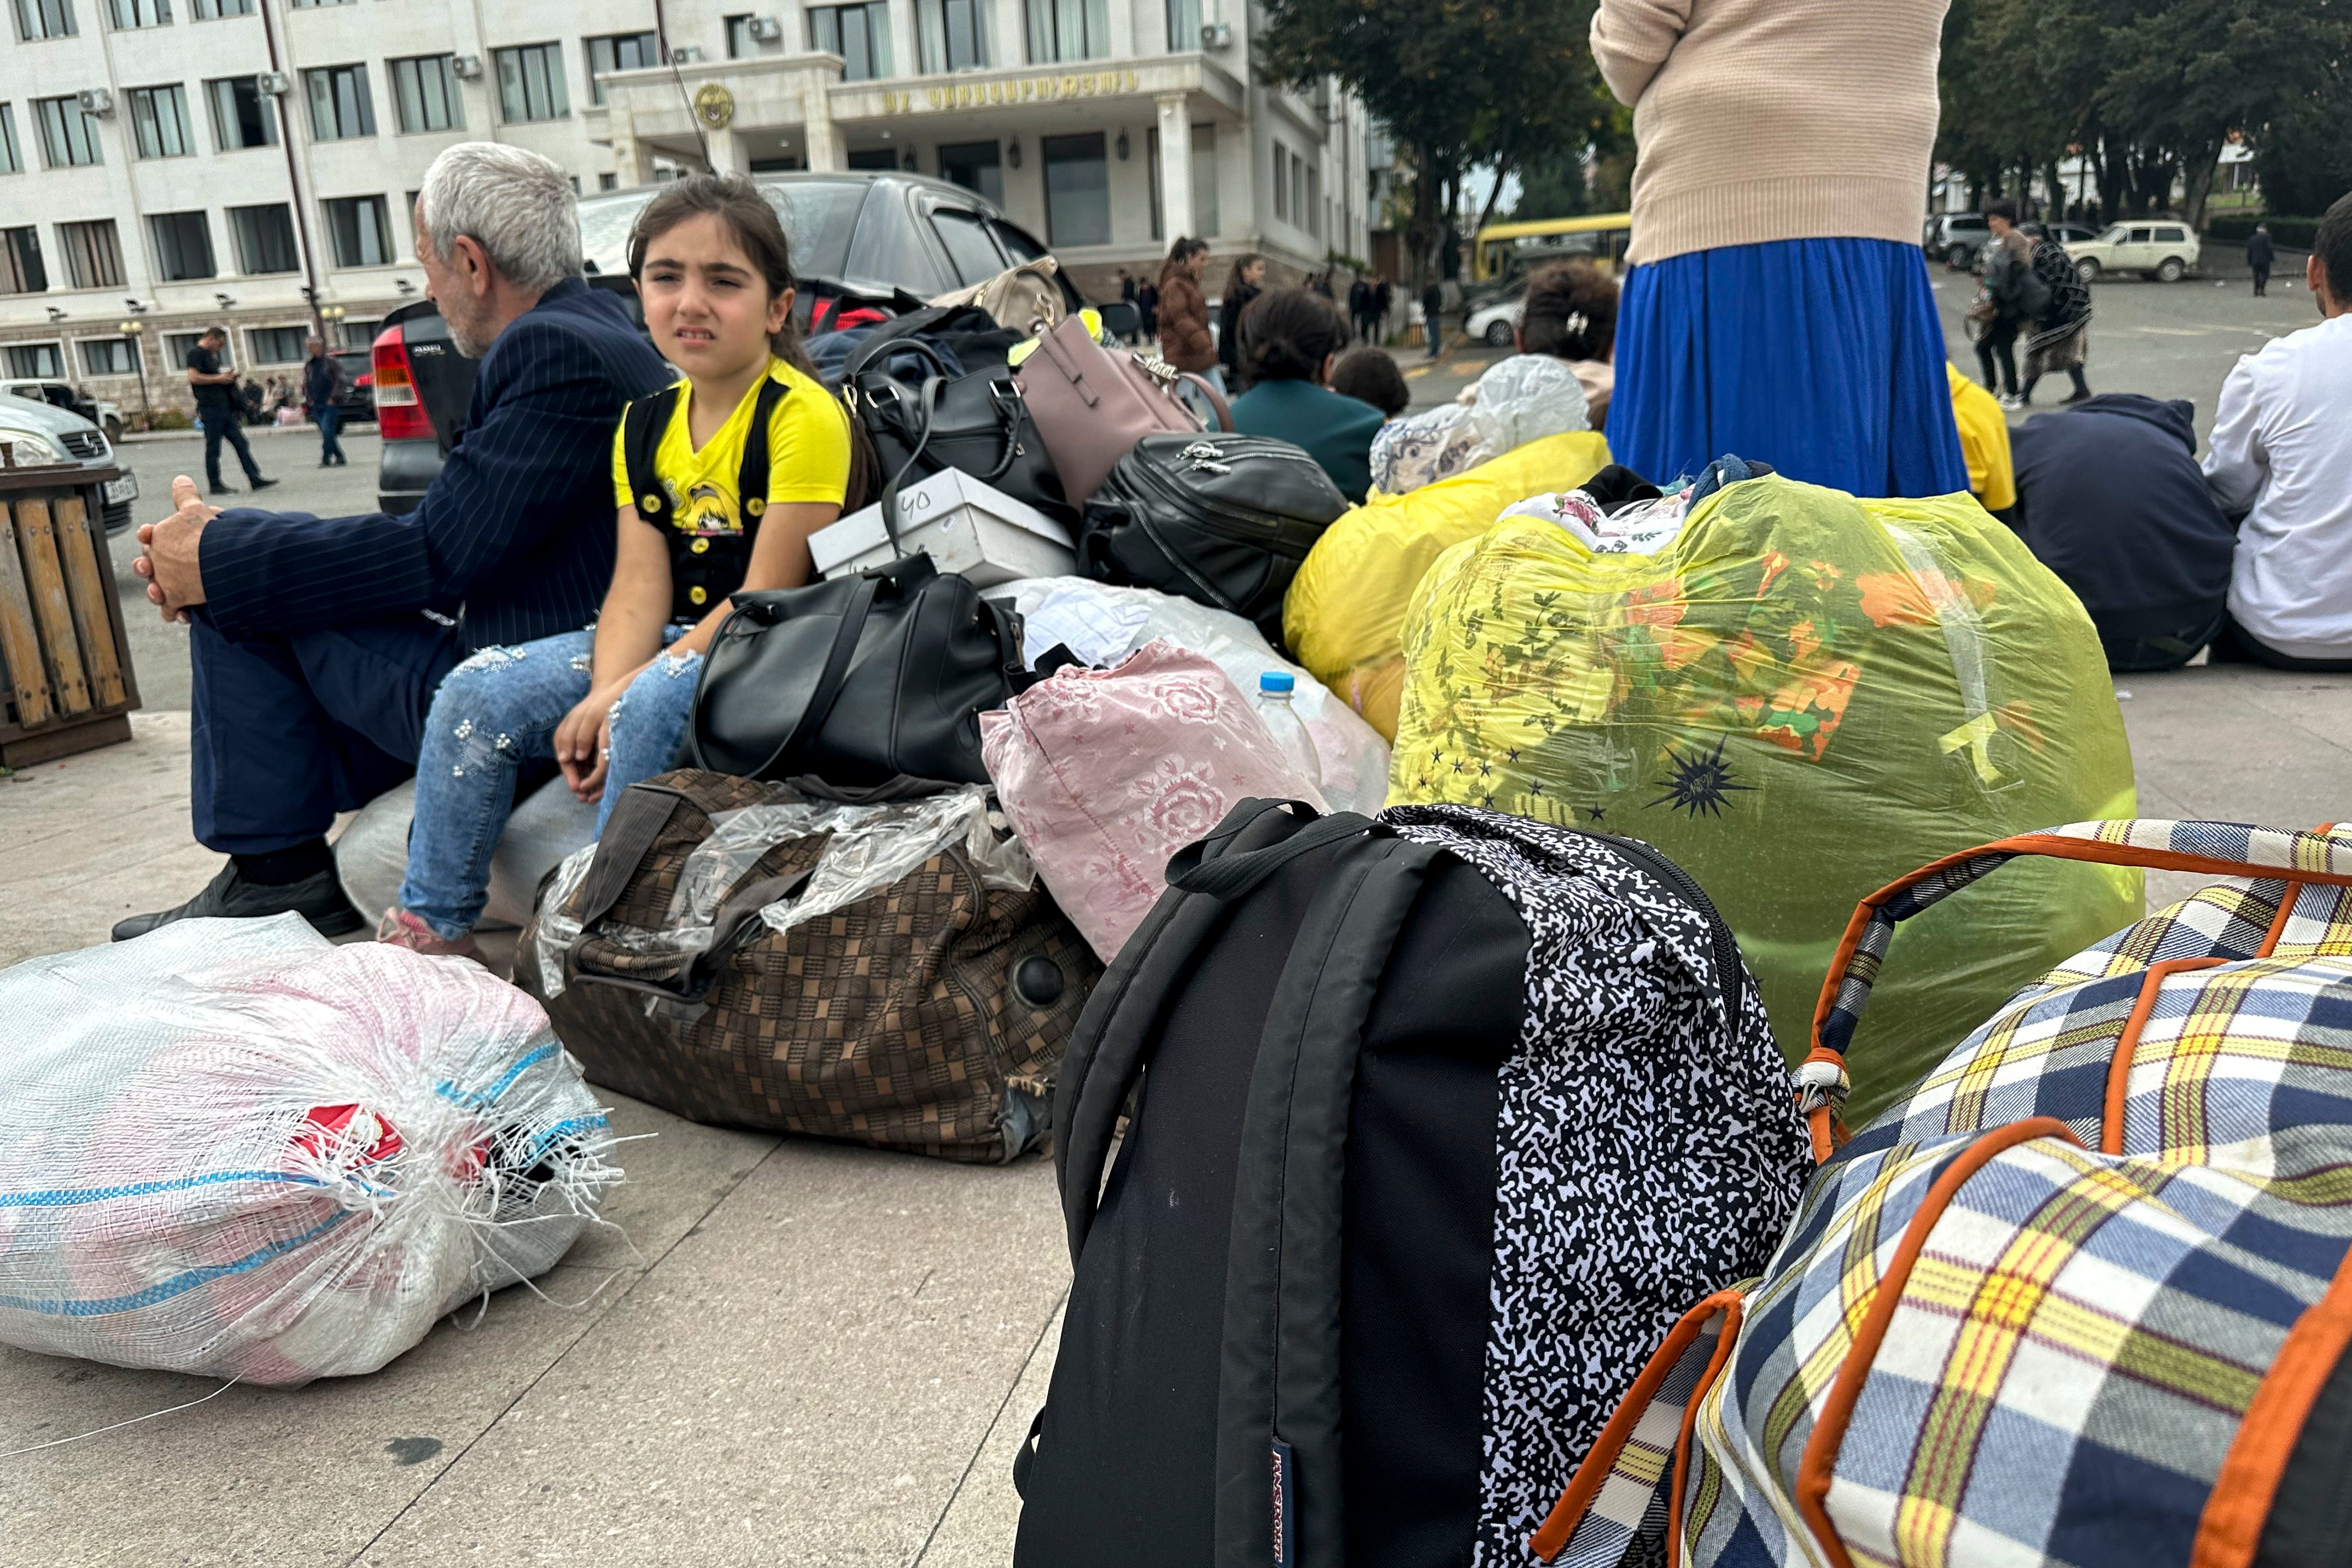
left=1118, top=456, right=1328, bottom=550
left=1586, top=832, right=1745, bottom=1022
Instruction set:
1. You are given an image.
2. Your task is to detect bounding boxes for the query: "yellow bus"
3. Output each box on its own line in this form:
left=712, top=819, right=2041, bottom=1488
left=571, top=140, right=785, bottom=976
left=1472, top=214, right=1636, bottom=284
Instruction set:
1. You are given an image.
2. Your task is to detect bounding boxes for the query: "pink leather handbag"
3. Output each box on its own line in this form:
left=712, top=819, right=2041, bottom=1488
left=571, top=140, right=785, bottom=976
left=1014, top=315, right=1232, bottom=507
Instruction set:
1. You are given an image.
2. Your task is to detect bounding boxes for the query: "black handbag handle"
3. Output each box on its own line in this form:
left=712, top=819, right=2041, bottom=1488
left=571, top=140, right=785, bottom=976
left=1163, top=806, right=1379, bottom=900
left=876, top=373, right=943, bottom=553
left=747, top=570, right=886, bottom=782
left=839, top=307, right=957, bottom=384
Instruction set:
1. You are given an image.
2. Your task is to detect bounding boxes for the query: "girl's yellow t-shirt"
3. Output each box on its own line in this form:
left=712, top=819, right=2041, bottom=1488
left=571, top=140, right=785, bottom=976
left=610, top=355, right=853, bottom=537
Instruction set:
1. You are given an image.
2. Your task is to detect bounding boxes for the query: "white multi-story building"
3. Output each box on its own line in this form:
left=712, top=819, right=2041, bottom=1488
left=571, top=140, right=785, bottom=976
left=0, top=0, right=1372, bottom=418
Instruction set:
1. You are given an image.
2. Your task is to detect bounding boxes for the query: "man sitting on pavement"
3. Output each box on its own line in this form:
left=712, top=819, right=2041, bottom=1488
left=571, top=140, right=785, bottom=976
left=2204, top=192, right=2352, bottom=671
left=185, top=326, right=277, bottom=497
left=2009, top=393, right=2236, bottom=672
left=117, top=141, right=671, bottom=941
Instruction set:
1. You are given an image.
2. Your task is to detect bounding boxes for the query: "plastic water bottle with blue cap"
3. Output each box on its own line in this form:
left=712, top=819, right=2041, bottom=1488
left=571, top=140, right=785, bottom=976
left=1253, top=671, right=1326, bottom=808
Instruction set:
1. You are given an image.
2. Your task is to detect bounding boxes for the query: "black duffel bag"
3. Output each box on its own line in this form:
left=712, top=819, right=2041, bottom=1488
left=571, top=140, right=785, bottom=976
left=689, top=553, right=1027, bottom=787
left=1077, top=433, right=1349, bottom=648
left=842, top=306, right=1077, bottom=533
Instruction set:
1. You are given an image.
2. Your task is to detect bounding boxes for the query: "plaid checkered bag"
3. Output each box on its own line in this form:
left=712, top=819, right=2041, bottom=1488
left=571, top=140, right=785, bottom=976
left=1527, top=818, right=2352, bottom=1568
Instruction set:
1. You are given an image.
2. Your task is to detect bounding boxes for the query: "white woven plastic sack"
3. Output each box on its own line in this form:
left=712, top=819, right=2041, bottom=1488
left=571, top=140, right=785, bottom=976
left=990, top=577, right=1391, bottom=815
left=0, top=916, right=621, bottom=1386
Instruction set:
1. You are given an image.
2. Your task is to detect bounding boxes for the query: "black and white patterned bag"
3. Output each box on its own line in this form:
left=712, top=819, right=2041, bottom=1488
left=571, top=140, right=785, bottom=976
left=1011, top=800, right=1810, bottom=1568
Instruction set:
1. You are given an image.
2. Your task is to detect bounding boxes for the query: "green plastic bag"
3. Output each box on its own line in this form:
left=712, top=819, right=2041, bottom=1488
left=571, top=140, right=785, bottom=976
left=1391, top=476, right=2139, bottom=1123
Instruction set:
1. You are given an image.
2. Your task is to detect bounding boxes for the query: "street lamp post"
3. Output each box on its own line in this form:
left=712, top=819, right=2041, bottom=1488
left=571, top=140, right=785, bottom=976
left=115, top=319, right=153, bottom=432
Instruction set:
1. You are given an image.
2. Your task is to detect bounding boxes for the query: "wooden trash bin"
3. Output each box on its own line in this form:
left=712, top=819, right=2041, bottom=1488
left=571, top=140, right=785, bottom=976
left=0, top=463, right=142, bottom=767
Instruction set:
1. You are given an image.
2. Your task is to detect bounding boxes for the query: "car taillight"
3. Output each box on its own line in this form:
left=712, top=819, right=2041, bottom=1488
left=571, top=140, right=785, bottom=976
left=372, top=323, right=432, bottom=442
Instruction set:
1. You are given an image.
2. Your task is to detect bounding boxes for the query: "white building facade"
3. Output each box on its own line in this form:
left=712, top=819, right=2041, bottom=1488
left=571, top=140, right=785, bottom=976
left=0, top=0, right=1372, bottom=418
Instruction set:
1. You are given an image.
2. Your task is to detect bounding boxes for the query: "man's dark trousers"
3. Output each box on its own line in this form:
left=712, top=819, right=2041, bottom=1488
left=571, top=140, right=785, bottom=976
left=2253, top=265, right=2271, bottom=298
left=203, top=413, right=264, bottom=490
left=189, top=611, right=464, bottom=854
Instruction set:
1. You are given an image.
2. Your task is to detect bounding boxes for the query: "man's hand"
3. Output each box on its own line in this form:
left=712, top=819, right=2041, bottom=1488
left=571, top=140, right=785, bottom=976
left=133, top=476, right=219, bottom=624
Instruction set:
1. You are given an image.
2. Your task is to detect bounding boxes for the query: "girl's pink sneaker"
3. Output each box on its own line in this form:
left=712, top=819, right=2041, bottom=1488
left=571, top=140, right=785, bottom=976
left=375, top=906, right=486, bottom=964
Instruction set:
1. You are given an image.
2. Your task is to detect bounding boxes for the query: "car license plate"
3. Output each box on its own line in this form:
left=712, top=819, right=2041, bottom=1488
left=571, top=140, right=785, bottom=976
left=104, top=473, right=139, bottom=505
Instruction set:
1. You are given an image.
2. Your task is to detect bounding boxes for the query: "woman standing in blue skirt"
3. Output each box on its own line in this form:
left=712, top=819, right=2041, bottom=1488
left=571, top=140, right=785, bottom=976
left=1591, top=0, right=1968, bottom=500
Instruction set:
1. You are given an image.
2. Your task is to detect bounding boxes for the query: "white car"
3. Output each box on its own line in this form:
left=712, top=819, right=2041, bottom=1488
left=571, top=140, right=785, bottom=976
left=1, top=378, right=125, bottom=443
left=1465, top=281, right=1529, bottom=348
left=2068, top=221, right=2202, bottom=283
left=0, top=394, right=141, bottom=532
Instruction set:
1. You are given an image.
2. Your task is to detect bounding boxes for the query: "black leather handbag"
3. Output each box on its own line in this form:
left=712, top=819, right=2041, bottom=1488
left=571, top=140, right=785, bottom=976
left=842, top=307, right=1078, bottom=533
left=688, top=554, right=1027, bottom=787
left=1076, top=433, right=1350, bottom=649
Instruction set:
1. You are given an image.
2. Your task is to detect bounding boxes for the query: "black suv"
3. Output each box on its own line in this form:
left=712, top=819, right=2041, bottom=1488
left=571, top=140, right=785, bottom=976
left=372, top=172, right=1095, bottom=514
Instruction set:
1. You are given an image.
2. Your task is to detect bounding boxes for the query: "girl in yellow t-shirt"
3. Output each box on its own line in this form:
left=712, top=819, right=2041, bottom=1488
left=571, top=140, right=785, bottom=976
left=383, top=174, right=851, bottom=956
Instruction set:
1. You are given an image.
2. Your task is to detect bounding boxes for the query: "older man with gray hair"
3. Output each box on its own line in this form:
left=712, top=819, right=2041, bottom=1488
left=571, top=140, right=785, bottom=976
left=120, top=142, right=672, bottom=940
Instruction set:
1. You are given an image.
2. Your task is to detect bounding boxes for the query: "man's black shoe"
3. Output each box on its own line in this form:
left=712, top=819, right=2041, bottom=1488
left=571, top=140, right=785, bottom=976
left=250, top=477, right=280, bottom=491
left=111, top=862, right=364, bottom=942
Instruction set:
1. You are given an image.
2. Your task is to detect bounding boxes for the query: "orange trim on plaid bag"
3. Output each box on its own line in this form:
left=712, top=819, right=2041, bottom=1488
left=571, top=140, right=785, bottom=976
left=1666, top=1295, right=1747, bottom=1568
left=1810, top=832, right=2352, bottom=1058
left=2100, top=957, right=2230, bottom=1154
left=1527, top=1289, right=1747, bottom=1563
left=1793, top=1116, right=2083, bottom=1568
left=2256, top=880, right=2311, bottom=958
left=2189, top=1238, right=2352, bottom=1568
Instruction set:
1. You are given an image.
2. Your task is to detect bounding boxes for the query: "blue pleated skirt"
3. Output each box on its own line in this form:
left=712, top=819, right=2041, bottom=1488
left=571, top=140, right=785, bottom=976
left=1611, top=238, right=1969, bottom=499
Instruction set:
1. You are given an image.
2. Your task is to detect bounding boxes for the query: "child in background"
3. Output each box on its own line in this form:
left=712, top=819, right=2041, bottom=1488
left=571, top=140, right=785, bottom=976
left=380, top=174, right=852, bottom=958
left=1330, top=347, right=1411, bottom=418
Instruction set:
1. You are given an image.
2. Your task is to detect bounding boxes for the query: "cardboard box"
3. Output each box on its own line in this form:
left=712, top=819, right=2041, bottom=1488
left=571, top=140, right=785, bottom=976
left=810, top=468, right=1076, bottom=587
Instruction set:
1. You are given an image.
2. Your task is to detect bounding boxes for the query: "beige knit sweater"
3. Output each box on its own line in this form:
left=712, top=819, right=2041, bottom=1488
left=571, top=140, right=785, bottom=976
left=1591, top=0, right=1949, bottom=266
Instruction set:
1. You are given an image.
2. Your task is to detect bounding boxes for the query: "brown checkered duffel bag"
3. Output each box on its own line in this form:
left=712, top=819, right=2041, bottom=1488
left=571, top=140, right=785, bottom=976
left=515, top=770, right=1099, bottom=1162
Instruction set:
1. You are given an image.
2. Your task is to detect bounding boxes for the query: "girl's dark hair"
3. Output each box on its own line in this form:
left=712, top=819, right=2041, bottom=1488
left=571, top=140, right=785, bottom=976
left=1161, top=236, right=1210, bottom=281
left=1329, top=345, right=1411, bottom=416
left=627, top=174, right=821, bottom=381
left=1239, top=288, right=1350, bottom=383
left=1518, top=260, right=1619, bottom=362
left=1223, top=251, right=1266, bottom=298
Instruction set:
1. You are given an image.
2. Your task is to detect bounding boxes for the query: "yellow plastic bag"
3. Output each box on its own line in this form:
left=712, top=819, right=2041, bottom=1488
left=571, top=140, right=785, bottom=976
left=1391, top=475, right=2139, bottom=1122
left=1284, top=431, right=1611, bottom=740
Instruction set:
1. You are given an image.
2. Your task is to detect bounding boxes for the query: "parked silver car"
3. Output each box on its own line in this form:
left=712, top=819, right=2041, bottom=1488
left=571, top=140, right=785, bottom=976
left=0, top=391, right=141, bottom=532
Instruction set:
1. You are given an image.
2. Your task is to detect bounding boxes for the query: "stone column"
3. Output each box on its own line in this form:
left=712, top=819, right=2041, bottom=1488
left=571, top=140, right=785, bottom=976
left=802, top=70, right=843, bottom=170
left=1156, top=91, right=1194, bottom=243
left=610, top=97, right=658, bottom=186
left=705, top=120, right=752, bottom=175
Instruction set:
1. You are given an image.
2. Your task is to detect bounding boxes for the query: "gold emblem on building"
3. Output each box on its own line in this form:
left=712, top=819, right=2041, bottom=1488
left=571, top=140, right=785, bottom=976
left=693, top=82, right=736, bottom=130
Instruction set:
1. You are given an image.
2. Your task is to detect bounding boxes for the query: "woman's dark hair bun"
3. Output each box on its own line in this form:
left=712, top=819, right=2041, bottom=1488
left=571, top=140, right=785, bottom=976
left=1518, top=260, right=1619, bottom=363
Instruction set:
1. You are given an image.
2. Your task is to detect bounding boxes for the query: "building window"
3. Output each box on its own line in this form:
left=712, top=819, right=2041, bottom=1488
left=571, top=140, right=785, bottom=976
left=324, top=194, right=393, bottom=267
left=597, top=170, right=618, bottom=190
left=1307, top=165, right=1320, bottom=238
left=5, top=344, right=64, bottom=377
left=495, top=43, right=570, bottom=122
left=127, top=83, right=195, bottom=158
left=12, top=0, right=75, bottom=39
left=725, top=13, right=755, bottom=56
left=1042, top=132, right=1108, bottom=247
left=190, top=0, right=254, bottom=14
left=1025, top=0, right=1105, bottom=62
left=917, top=0, right=987, bottom=72
left=206, top=76, right=278, bottom=149
left=0, top=103, right=19, bottom=174
left=1270, top=139, right=1286, bottom=221
left=79, top=337, right=136, bottom=376
left=1191, top=123, right=1217, bottom=236
left=939, top=140, right=1001, bottom=206
left=807, top=4, right=890, bottom=81
left=148, top=210, right=215, bottom=280
left=1165, top=0, right=1195, bottom=50
left=584, top=32, right=658, bottom=105
left=0, top=227, right=45, bottom=294
left=389, top=55, right=464, bottom=133
left=337, top=317, right=378, bottom=349
left=306, top=64, right=376, bottom=140
left=163, top=330, right=207, bottom=367
left=228, top=203, right=300, bottom=274
left=107, top=0, right=165, bottom=23
left=289, top=0, right=357, bottom=6
left=249, top=325, right=306, bottom=364
left=57, top=219, right=124, bottom=289
left=34, top=97, right=102, bottom=167
left=1291, top=154, right=1306, bottom=232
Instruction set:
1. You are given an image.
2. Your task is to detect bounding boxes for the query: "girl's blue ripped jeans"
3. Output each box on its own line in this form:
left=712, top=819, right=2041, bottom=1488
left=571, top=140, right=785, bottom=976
left=398, top=625, right=698, bottom=941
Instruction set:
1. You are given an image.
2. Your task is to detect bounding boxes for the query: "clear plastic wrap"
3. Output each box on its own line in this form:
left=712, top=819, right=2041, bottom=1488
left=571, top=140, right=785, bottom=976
left=0, top=916, right=620, bottom=1385
left=530, top=785, right=1035, bottom=1000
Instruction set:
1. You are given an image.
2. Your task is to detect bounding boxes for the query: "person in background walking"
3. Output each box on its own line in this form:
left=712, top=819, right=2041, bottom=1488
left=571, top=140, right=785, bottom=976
left=1137, top=276, right=1159, bottom=341
left=1311, top=270, right=1335, bottom=300
left=1976, top=201, right=2037, bottom=408
left=1156, top=237, right=1219, bottom=398
left=1372, top=276, right=1393, bottom=343
left=1591, top=0, right=1966, bottom=496
left=2018, top=222, right=2093, bottom=406
left=2247, top=223, right=2276, bottom=298
left=1218, top=253, right=1267, bottom=390
left=1116, top=268, right=1139, bottom=342
left=1421, top=277, right=1445, bottom=359
left=185, top=326, right=277, bottom=497
left=1347, top=274, right=1371, bottom=342
left=303, top=336, right=349, bottom=468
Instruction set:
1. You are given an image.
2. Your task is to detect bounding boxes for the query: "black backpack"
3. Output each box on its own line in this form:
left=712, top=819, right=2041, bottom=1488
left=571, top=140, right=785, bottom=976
left=1011, top=800, right=1811, bottom=1568
left=1076, top=433, right=1349, bottom=649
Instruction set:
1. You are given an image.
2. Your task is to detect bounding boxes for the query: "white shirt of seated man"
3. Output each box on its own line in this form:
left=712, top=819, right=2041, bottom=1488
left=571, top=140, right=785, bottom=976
left=2204, top=239, right=2352, bottom=661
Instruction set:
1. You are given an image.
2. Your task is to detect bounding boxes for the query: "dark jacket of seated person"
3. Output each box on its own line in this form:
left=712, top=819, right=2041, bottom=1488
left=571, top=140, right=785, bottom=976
left=2009, top=393, right=2235, bottom=672
left=1226, top=287, right=1386, bottom=504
